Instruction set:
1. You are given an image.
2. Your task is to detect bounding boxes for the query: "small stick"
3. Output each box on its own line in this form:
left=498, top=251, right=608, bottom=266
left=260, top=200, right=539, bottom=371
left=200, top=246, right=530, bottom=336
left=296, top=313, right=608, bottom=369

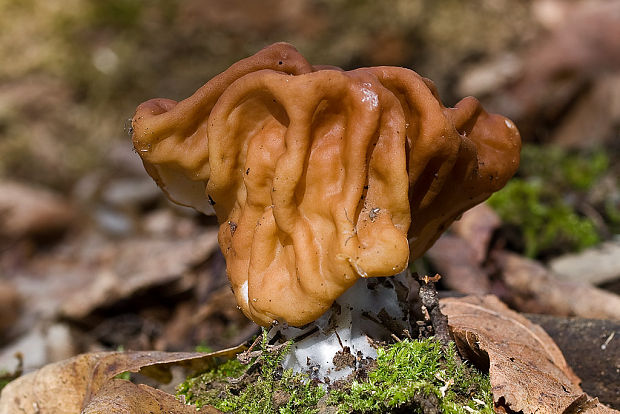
left=237, top=334, right=263, bottom=364
left=419, top=274, right=452, bottom=348
left=335, top=330, right=345, bottom=350
left=601, top=332, right=615, bottom=350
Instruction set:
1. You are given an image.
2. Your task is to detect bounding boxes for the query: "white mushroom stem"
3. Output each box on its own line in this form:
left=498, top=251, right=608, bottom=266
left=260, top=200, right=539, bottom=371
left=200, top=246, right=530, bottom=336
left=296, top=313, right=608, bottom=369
left=268, top=271, right=420, bottom=384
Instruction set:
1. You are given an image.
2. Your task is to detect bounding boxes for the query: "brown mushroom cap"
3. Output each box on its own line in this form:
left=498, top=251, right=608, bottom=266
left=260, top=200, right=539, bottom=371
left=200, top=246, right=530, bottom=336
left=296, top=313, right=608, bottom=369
left=132, top=43, right=520, bottom=326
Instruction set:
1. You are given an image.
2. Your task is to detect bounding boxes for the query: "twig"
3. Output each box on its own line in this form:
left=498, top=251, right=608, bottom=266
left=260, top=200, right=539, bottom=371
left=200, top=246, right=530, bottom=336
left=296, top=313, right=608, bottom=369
left=418, top=274, right=452, bottom=348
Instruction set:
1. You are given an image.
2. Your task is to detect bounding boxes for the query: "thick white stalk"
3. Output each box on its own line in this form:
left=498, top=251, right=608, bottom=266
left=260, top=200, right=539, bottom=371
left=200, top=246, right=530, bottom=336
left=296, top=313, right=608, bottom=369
left=268, top=272, right=418, bottom=383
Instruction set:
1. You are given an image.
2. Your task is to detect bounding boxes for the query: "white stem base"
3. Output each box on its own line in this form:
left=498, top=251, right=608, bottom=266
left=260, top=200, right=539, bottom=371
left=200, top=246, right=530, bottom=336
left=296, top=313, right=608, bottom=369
left=268, top=272, right=417, bottom=384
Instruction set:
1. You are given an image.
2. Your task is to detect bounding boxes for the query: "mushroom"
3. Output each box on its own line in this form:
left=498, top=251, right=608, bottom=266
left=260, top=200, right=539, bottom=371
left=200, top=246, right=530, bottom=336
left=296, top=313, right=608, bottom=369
left=131, top=43, right=520, bottom=379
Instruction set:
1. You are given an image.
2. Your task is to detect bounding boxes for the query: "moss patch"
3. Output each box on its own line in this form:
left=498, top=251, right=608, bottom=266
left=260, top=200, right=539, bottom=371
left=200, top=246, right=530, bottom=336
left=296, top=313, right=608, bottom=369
left=177, top=336, right=492, bottom=413
left=488, top=178, right=600, bottom=257
left=0, top=376, right=9, bottom=393
left=329, top=340, right=492, bottom=413
left=178, top=335, right=325, bottom=413
left=488, top=144, right=617, bottom=258
left=0, top=370, right=16, bottom=393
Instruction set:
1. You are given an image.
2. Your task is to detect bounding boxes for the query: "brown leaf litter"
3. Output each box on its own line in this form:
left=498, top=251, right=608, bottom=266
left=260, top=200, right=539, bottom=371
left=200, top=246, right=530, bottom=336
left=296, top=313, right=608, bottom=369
left=1, top=294, right=617, bottom=413
left=493, top=251, right=620, bottom=320
left=442, top=294, right=618, bottom=413
left=426, top=202, right=620, bottom=321
left=0, top=180, right=75, bottom=244
left=0, top=346, right=244, bottom=414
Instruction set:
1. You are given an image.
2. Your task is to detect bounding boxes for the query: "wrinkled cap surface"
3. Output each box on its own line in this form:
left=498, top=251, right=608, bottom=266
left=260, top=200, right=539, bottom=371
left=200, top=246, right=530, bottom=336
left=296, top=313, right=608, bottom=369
left=132, top=43, right=521, bottom=326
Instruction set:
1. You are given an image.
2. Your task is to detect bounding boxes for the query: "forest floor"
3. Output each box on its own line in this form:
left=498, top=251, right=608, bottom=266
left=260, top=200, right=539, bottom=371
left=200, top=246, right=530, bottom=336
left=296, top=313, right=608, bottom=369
left=0, top=0, right=619, bottom=411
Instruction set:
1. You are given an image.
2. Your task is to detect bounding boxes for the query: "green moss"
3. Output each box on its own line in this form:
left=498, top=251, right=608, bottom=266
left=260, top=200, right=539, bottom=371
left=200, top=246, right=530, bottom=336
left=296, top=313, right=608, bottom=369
left=488, top=178, right=599, bottom=257
left=488, top=144, right=610, bottom=258
left=194, top=343, right=214, bottom=354
left=605, top=198, right=620, bottom=229
left=178, top=333, right=325, bottom=413
left=176, top=358, right=248, bottom=408
left=0, top=376, right=9, bottom=393
left=0, top=370, right=16, bottom=392
left=177, top=337, right=492, bottom=413
left=215, top=368, right=324, bottom=414
left=88, top=0, right=143, bottom=29
left=114, top=371, right=131, bottom=381
left=329, top=339, right=492, bottom=413
left=519, top=145, right=609, bottom=191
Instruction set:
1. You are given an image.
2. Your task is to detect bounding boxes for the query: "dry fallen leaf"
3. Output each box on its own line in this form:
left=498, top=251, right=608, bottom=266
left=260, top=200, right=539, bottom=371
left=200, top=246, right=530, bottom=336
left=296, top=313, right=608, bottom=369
left=426, top=203, right=500, bottom=295
left=549, top=240, right=620, bottom=286
left=441, top=295, right=618, bottom=414
left=494, top=251, right=620, bottom=320
left=61, top=230, right=219, bottom=320
left=82, top=379, right=198, bottom=413
left=5, top=228, right=218, bottom=326
left=450, top=202, right=501, bottom=264
left=0, top=282, right=20, bottom=336
left=0, top=180, right=75, bottom=242
left=487, top=0, right=620, bottom=143
left=426, top=234, right=491, bottom=295
left=0, top=346, right=243, bottom=414
left=82, top=379, right=222, bottom=414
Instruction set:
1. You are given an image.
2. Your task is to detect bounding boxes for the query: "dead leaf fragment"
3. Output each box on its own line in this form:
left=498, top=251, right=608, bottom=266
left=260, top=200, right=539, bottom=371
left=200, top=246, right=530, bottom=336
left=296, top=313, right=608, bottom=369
left=0, top=346, right=244, bottom=414
left=0, top=180, right=75, bottom=241
left=494, top=251, right=620, bottom=320
left=549, top=240, right=620, bottom=286
left=82, top=379, right=217, bottom=413
left=550, top=73, right=620, bottom=149
left=441, top=295, right=617, bottom=414
left=450, top=202, right=501, bottom=264
left=490, top=0, right=620, bottom=140
left=60, top=230, right=219, bottom=320
left=425, top=234, right=491, bottom=294
left=0, top=282, right=20, bottom=335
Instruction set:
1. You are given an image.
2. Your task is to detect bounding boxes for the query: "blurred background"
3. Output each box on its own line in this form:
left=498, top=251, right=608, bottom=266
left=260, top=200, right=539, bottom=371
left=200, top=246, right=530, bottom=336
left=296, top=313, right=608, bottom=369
left=1, top=0, right=619, bottom=391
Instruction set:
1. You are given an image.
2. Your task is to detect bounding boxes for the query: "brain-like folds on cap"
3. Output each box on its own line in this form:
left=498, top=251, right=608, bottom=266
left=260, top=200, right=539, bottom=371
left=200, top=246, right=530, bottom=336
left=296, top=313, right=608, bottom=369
left=132, top=43, right=520, bottom=326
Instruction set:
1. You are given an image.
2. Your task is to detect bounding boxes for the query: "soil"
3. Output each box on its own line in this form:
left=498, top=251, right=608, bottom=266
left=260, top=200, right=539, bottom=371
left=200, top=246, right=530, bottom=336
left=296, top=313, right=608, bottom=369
left=526, top=314, right=620, bottom=407
left=331, top=346, right=356, bottom=372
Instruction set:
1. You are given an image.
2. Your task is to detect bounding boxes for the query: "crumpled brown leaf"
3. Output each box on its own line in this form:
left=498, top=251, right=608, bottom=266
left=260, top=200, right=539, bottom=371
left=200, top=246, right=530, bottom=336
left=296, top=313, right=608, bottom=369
left=494, top=251, right=620, bottom=320
left=426, top=234, right=490, bottom=295
left=425, top=202, right=499, bottom=295
left=0, top=346, right=243, bottom=414
left=0, top=282, right=20, bottom=336
left=549, top=240, right=620, bottom=287
left=60, top=230, right=219, bottom=320
left=0, top=180, right=75, bottom=242
left=6, top=228, right=218, bottom=325
left=441, top=295, right=618, bottom=414
left=450, top=202, right=501, bottom=264
left=81, top=379, right=222, bottom=414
